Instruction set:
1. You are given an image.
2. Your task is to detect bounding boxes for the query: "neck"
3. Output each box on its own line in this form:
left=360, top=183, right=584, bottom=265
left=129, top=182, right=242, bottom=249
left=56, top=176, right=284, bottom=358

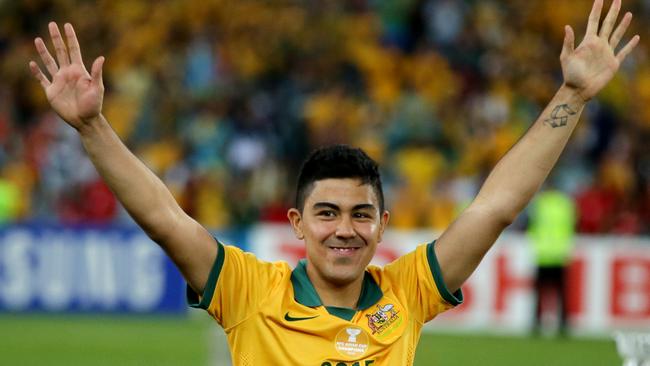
left=306, top=265, right=364, bottom=309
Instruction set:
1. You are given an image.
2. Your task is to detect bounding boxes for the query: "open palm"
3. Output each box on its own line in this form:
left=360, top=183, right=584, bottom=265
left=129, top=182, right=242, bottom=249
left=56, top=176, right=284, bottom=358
left=29, top=22, right=105, bottom=129
left=561, top=0, right=639, bottom=101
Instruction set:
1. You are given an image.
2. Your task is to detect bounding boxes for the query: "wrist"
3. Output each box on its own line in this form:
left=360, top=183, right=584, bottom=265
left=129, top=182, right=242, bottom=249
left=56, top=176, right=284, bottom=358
left=78, top=114, right=107, bottom=137
left=559, top=83, right=590, bottom=106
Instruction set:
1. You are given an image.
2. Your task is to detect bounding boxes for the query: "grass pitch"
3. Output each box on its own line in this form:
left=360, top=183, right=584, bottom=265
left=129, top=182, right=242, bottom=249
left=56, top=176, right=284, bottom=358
left=0, top=314, right=621, bottom=365
left=0, top=314, right=209, bottom=366
left=415, top=331, right=621, bottom=366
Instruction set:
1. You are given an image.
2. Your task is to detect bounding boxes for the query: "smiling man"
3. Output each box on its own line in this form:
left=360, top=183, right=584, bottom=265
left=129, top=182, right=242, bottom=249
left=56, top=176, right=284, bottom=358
left=29, top=0, right=638, bottom=364
left=187, top=145, right=457, bottom=364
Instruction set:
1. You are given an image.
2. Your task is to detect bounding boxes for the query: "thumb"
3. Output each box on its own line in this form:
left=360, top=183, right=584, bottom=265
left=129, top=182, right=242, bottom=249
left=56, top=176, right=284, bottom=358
left=560, top=25, right=575, bottom=60
left=90, top=56, right=105, bottom=88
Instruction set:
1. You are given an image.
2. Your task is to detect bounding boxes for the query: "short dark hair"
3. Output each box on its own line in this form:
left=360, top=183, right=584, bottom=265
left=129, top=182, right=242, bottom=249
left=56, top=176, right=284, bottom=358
left=295, top=144, right=384, bottom=213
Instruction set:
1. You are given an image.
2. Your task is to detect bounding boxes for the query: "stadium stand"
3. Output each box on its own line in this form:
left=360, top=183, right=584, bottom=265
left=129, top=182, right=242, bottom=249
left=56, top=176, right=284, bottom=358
left=0, top=0, right=648, bottom=234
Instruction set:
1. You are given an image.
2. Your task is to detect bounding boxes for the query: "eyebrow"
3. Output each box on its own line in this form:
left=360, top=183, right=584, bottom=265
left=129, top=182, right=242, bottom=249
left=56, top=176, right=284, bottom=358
left=312, top=202, right=376, bottom=211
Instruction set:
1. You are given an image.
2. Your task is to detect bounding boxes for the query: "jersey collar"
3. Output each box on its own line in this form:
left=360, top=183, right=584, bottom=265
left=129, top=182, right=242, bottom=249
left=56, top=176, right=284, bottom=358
left=290, top=259, right=383, bottom=310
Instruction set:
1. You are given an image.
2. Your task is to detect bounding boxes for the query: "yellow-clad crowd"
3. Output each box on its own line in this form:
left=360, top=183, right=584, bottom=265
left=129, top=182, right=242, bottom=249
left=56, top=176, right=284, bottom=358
left=0, top=0, right=648, bottom=234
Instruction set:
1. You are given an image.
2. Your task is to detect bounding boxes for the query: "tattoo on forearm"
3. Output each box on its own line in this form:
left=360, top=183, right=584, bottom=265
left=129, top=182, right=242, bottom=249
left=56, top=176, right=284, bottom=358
left=544, top=104, right=577, bottom=128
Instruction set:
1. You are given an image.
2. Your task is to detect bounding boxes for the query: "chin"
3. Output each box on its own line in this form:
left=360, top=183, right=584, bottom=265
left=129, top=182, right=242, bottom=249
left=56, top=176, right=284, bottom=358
left=324, top=264, right=364, bottom=286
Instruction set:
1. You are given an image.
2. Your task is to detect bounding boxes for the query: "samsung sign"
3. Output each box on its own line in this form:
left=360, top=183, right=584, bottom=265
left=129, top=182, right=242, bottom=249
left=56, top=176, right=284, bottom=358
left=0, top=225, right=186, bottom=313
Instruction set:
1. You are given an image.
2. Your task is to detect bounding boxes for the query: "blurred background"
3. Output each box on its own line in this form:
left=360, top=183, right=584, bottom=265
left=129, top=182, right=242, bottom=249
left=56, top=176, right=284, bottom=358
left=1, top=0, right=649, bottom=365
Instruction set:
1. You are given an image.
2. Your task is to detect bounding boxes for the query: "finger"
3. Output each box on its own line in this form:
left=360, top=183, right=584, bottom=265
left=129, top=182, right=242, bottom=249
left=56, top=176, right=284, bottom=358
left=48, top=22, right=70, bottom=67
left=29, top=61, right=51, bottom=89
left=599, top=0, right=621, bottom=39
left=561, top=25, right=575, bottom=60
left=34, top=37, right=58, bottom=77
left=616, top=35, right=640, bottom=63
left=610, top=12, right=632, bottom=48
left=586, top=0, right=604, bottom=36
left=64, top=23, right=84, bottom=66
left=90, top=56, right=105, bottom=88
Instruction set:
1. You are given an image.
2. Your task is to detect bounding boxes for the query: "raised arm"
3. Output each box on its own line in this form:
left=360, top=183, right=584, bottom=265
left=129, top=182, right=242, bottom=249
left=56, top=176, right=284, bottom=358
left=435, top=0, right=639, bottom=292
left=29, top=22, right=217, bottom=294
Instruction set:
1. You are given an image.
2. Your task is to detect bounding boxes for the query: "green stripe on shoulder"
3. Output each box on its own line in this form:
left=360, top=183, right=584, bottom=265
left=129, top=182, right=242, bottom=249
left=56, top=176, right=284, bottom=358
left=426, top=241, right=463, bottom=306
left=187, top=240, right=225, bottom=309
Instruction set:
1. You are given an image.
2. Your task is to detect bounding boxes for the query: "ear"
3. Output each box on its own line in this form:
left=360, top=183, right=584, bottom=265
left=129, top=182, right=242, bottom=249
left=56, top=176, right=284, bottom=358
left=377, top=210, right=390, bottom=243
left=287, top=208, right=305, bottom=240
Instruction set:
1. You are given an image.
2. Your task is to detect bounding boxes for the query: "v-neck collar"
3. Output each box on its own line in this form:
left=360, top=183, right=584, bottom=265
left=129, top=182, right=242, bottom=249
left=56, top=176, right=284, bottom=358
left=290, top=259, right=383, bottom=311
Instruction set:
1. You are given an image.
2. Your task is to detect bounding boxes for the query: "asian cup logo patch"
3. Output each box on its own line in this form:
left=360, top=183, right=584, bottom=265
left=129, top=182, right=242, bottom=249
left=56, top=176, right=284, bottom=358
left=365, top=303, right=401, bottom=335
left=334, top=327, right=369, bottom=357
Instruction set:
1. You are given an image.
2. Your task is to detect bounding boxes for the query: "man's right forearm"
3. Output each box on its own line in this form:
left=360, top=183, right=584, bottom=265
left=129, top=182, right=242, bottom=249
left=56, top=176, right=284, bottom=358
left=78, top=114, right=183, bottom=241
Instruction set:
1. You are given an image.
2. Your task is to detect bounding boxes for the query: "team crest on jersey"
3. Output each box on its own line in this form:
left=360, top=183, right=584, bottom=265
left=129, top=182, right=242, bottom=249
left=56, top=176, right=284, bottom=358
left=365, top=303, right=401, bottom=335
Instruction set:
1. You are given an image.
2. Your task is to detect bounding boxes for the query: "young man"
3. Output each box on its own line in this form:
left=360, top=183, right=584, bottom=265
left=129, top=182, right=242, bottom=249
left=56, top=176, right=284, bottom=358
left=30, top=0, right=638, bottom=364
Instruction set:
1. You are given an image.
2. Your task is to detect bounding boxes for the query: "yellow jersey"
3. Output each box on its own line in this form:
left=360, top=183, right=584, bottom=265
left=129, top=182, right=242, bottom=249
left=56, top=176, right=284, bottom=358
left=188, top=241, right=462, bottom=366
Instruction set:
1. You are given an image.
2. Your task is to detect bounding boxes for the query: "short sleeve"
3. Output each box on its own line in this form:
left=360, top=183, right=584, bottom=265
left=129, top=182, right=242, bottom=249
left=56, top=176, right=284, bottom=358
left=187, top=242, right=286, bottom=329
left=383, top=242, right=463, bottom=323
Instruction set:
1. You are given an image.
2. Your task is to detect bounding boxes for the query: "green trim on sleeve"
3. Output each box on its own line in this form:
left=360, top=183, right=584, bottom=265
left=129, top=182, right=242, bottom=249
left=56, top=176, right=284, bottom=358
left=187, top=240, right=225, bottom=309
left=426, top=241, right=463, bottom=306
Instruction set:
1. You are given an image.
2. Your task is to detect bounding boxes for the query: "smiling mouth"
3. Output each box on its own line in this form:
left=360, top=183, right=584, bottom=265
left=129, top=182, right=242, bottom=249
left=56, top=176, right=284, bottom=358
left=329, top=247, right=360, bottom=254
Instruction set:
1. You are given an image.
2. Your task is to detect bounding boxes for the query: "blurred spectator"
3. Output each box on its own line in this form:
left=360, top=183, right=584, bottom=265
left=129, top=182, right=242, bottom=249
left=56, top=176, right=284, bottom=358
left=0, top=177, right=20, bottom=223
left=527, top=188, right=576, bottom=336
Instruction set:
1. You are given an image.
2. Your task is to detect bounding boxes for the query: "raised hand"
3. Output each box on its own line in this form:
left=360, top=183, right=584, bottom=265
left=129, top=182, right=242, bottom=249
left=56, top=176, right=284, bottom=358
left=561, top=0, right=639, bottom=102
left=29, top=22, right=105, bottom=129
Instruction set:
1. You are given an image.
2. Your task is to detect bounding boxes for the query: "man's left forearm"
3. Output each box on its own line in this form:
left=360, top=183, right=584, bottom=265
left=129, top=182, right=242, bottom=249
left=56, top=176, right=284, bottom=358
left=471, top=85, right=586, bottom=224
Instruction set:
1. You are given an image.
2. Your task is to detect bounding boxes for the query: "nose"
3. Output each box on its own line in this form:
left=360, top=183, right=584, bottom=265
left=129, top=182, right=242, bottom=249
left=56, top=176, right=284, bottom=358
left=335, top=215, right=356, bottom=239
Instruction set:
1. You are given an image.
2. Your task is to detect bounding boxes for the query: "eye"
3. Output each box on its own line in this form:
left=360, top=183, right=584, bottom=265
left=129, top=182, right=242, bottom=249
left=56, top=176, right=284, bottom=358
left=317, top=210, right=336, bottom=218
left=353, top=212, right=373, bottom=219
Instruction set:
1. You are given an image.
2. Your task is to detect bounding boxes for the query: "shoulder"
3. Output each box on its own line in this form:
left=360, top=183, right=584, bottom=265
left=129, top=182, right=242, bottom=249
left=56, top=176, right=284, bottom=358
left=365, top=243, right=429, bottom=284
left=223, top=244, right=291, bottom=268
left=219, top=243, right=293, bottom=284
left=382, top=243, right=430, bottom=272
left=367, top=243, right=445, bottom=298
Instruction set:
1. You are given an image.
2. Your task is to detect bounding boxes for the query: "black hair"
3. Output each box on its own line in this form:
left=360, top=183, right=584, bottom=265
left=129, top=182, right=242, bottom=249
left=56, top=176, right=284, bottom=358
left=295, top=144, right=384, bottom=213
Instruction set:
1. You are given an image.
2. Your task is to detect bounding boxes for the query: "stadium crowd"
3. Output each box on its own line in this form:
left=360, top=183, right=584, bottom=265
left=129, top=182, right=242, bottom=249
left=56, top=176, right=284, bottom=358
left=0, top=0, right=648, bottom=234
